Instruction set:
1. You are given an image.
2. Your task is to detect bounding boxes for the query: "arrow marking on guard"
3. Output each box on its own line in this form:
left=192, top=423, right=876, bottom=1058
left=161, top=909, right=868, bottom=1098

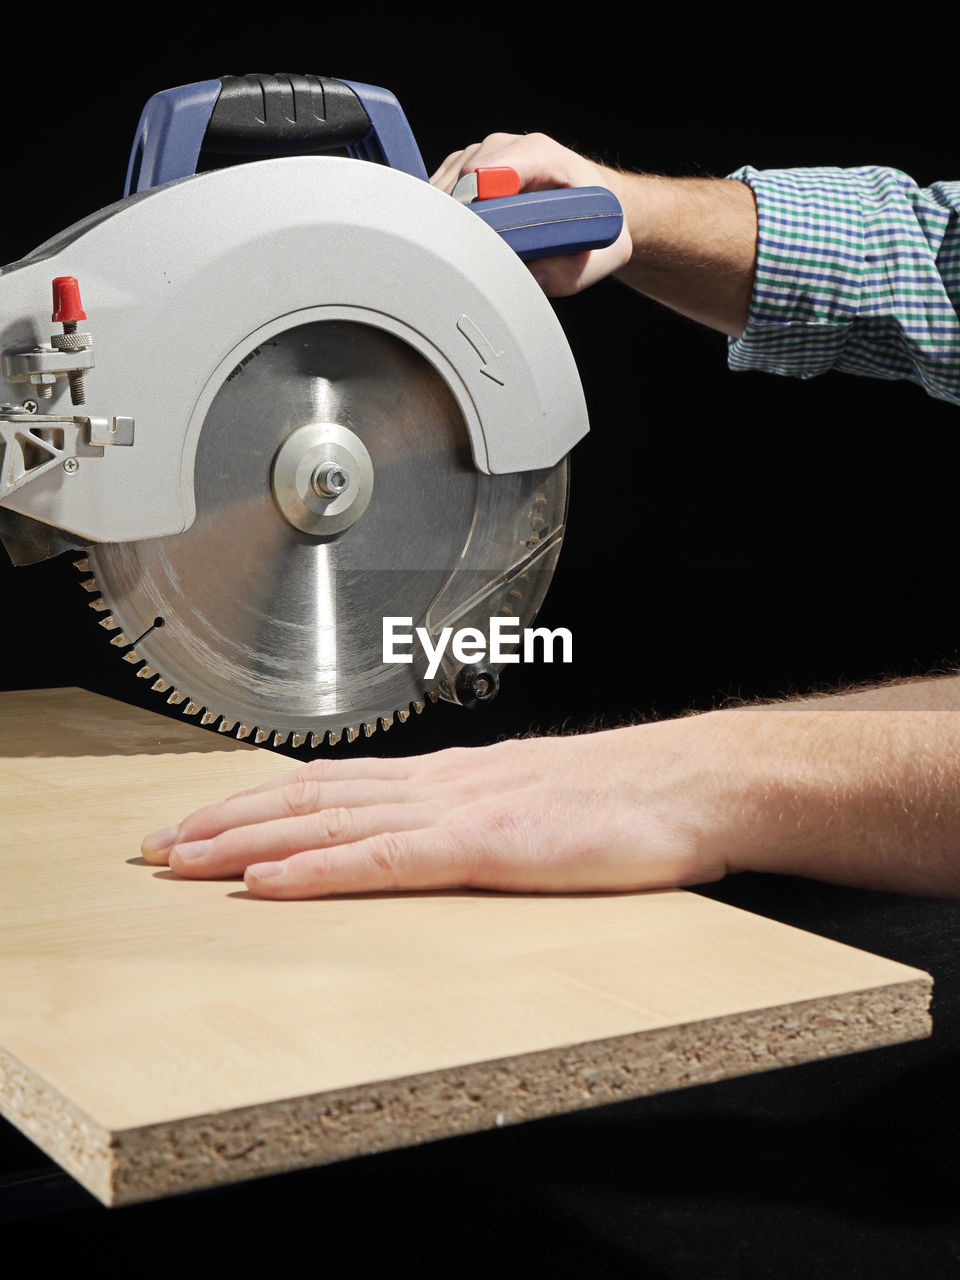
left=457, top=315, right=505, bottom=385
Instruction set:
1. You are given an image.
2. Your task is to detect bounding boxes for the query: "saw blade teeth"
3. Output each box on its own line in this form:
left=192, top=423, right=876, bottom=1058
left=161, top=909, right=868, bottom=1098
left=81, top=566, right=442, bottom=750
left=73, top=557, right=91, bottom=572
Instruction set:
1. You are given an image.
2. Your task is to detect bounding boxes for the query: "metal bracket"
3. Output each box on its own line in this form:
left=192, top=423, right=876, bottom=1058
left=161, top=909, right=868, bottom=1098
left=88, top=415, right=135, bottom=447
left=0, top=408, right=135, bottom=500
left=2, top=346, right=95, bottom=400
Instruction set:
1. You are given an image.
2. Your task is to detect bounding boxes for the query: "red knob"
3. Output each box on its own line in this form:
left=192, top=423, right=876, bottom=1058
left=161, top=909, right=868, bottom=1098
left=52, top=276, right=86, bottom=324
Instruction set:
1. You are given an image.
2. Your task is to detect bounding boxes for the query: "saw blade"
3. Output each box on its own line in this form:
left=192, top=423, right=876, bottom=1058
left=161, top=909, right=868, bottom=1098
left=80, top=319, right=567, bottom=746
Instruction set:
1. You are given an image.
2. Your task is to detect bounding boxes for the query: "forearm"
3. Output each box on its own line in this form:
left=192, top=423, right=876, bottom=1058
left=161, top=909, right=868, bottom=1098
left=435, top=135, right=960, bottom=395
left=709, top=676, right=960, bottom=895
left=605, top=171, right=758, bottom=338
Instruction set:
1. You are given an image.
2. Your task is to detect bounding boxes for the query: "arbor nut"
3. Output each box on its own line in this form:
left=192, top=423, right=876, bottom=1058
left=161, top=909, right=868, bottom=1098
left=311, top=462, right=350, bottom=498
left=272, top=423, right=374, bottom=538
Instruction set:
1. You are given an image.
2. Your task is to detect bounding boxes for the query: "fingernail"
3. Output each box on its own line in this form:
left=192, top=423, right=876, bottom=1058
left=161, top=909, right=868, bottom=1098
left=172, top=839, right=212, bottom=862
left=247, top=861, right=285, bottom=879
left=142, top=825, right=180, bottom=856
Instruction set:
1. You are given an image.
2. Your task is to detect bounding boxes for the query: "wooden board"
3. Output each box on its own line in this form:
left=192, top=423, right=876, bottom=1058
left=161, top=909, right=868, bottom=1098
left=0, top=688, right=932, bottom=1206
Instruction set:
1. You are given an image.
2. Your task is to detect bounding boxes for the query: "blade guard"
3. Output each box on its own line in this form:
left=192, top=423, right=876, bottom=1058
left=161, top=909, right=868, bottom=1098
left=0, top=157, right=591, bottom=543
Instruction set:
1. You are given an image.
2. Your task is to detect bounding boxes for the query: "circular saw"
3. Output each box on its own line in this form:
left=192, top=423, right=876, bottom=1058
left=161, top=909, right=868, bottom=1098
left=0, top=74, right=622, bottom=747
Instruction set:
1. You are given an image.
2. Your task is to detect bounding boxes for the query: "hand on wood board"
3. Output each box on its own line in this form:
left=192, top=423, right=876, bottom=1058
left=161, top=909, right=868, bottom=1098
left=141, top=719, right=733, bottom=899
left=142, top=681, right=960, bottom=900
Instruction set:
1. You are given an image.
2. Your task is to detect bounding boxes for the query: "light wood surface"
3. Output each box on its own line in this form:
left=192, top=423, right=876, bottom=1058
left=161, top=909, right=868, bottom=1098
left=0, top=688, right=932, bottom=1205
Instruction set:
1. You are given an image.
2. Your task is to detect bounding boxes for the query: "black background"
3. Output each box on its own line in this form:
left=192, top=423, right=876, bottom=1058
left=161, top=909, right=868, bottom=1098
left=4, top=13, right=960, bottom=1276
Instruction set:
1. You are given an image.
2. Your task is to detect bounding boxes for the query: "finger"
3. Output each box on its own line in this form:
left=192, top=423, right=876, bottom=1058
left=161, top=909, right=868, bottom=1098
left=142, top=777, right=413, bottom=864
left=168, top=802, right=440, bottom=880
left=527, top=252, right=591, bottom=297
left=528, top=225, right=632, bottom=298
left=430, top=141, right=484, bottom=192
left=140, top=757, right=417, bottom=863
left=243, top=824, right=471, bottom=898
left=429, top=146, right=469, bottom=188
left=451, top=133, right=572, bottom=194
left=430, top=135, right=524, bottom=193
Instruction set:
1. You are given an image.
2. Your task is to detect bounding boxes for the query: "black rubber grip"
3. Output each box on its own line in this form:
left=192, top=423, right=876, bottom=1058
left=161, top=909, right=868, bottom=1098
left=205, top=73, right=371, bottom=155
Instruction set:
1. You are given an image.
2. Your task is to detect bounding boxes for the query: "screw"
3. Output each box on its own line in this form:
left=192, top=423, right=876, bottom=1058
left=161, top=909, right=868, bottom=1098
left=311, top=461, right=350, bottom=498
left=63, top=324, right=86, bottom=405
left=22, top=400, right=38, bottom=414
left=472, top=673, right=493, bottom=699
left=454, top=663, right=500, bottom=708
left=62, top=457, right=79, bottom=474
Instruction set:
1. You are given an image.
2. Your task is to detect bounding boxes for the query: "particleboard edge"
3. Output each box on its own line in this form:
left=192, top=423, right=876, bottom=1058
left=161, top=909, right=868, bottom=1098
left=0, top=976, right=931, bottom=1207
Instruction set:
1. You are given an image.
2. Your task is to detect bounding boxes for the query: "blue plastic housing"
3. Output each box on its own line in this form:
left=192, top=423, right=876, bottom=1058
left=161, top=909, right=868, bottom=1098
left=123, top=79, right=623, bottom=261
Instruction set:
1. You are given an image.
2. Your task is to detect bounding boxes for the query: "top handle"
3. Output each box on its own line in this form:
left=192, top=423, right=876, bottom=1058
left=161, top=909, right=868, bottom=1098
left=124, top=74, right=427, bottom=195
left=123, top=75, right=622, bottom=264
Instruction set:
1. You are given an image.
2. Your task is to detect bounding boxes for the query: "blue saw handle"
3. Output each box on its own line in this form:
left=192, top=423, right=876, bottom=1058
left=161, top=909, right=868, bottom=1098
left=123, top=76, right=623, bottom=262
left=124, top=74, right=426, bottom=195
left=468, top=186, right=623, bottom=261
